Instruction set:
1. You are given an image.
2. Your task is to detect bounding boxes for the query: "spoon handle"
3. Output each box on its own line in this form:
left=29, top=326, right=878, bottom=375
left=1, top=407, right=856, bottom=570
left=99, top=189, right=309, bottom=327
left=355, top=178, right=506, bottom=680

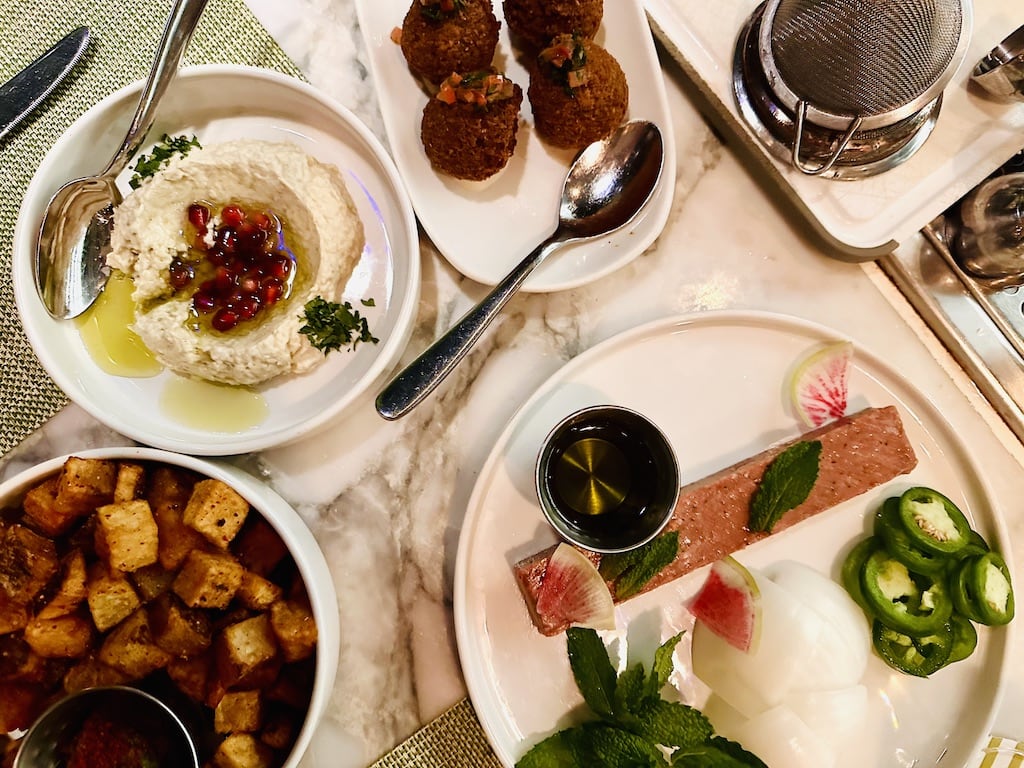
left=376, top=233, right=567, bottom=420
left=102, top=0, right=208, bottom=177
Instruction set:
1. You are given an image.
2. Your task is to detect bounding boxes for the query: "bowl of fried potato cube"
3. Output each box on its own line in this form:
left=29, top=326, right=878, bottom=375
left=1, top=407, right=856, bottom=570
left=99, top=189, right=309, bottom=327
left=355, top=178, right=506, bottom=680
left=0, top=447, right=339, bottom=768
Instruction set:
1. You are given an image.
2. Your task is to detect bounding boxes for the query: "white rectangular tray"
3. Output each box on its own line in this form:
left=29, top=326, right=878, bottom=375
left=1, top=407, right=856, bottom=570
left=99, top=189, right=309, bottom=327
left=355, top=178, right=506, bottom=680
left=644, top=0, right=1024, bottom=259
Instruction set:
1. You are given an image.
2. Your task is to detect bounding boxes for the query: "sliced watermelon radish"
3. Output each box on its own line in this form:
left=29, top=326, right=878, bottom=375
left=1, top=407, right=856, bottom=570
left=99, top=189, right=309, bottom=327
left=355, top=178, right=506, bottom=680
left=535, top=543, right=615, bottom=631
left=689, top=556, right=761, bottom=653
left=788, top=341, right=853, bottom=428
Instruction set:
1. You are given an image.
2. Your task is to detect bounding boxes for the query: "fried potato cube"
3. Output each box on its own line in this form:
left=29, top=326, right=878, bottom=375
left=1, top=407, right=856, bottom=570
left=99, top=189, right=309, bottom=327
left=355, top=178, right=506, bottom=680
left=259, top=706, right=298, bottom=750
left=53, top=457, right=117, bottom=517
left=149, top=467, right=207, bottom=571
left=215, top=690, right=263, bottom=734
left=113, top=462, right=146, bottom=502
left=0, top=635, right=63, bottom=685
left=95, top=499, right=159, bottom=572
left=236, top=571, right=283, bottom=611
left=22, top=476, right=78, bottom=537
left=234, top=519, right=288, bottom=577
left=167, top=653, right=212, bottom=702
left=23, top=613, right=93, bottom=659
left=268, top=601, right=317, bottom=663
left=86, top=562, right=141, bottom=632
left=38, top=549, right=88, bottom=619
left=173, top=550, right=244, bottom=609
left=130, top=563, right=176, bottom=602
left=63, top=655, right=130, bottom=693
left=184, top=479, right=250, bottom=549
left=0, top=682, right=43, bottom=732
left=212, top=733, right=273, bottom=768
left=149, top=593, right=213, bottom=658
left=97, top=607, right=173, bottom=678
left=216, top=614, right=278, bottom=686
left=0, top=592, right=28, bottom=635
left=265, top=660, right=313, bottom=709
left=0, top=524, right=59, bottom=603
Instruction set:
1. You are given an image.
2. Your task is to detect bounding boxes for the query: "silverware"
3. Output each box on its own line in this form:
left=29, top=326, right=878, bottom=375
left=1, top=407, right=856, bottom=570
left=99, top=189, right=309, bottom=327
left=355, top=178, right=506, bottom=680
left=0, top=27, right=90, bottom=141
left=375, top=120, right=664, bottom=420
left=35, top=0, right=207, bottom=320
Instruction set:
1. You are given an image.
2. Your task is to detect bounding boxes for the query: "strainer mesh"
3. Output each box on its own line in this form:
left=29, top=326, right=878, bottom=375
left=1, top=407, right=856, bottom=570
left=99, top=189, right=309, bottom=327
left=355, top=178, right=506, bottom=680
left=769, top=0, right=962, bottom=116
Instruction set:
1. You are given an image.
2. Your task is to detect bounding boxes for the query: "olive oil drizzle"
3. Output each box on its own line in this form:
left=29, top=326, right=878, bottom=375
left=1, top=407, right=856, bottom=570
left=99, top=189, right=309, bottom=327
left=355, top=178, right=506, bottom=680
left=553, top=437, right=631, bottom=516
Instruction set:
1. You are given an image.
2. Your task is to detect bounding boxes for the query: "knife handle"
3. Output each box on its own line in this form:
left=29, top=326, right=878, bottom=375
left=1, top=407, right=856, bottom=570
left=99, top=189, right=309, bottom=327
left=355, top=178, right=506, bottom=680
left=102, top=0, right=208, bottom=177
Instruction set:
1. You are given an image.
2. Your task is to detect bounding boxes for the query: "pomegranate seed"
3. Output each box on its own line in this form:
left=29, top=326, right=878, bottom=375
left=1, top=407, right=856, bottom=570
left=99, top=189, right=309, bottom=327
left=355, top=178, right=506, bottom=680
left=212, top=308, right=239, bottom=331
left=221, top=205, right=244, bottom=227
left=188, top=203, right=210, bottom=229
left=261, top=277, right=284, bottom=305
left=250, top=211, right=272, bottom=230
left=240, top=273, right=260, bottom=294
left=237, top=221, right=255, bottom=237
left=193, top=291, right=216, bottom=313
left=168, top=259, right=194, bottom=290
left=215, top=228, right=237, bottom=255
left=215, top=266, right=237, bottom=294
left=269, top=255, right=293, bottom=279
left=237, top=296, right=260, bottom=319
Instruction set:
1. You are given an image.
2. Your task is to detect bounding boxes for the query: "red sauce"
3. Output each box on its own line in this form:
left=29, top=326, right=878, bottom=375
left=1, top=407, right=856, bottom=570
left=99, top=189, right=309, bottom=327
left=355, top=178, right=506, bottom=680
left=66, top=711, right=158, bottom=768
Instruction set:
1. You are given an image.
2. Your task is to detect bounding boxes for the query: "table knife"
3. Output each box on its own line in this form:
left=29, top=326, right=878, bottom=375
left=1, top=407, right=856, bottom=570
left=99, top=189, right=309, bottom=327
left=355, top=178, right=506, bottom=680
left=0, top=26, right=90, bottom=140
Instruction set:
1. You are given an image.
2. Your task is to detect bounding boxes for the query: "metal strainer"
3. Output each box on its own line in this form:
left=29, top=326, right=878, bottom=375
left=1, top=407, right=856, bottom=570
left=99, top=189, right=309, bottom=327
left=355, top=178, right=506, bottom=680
left=756, top=0, right=972, bottom=174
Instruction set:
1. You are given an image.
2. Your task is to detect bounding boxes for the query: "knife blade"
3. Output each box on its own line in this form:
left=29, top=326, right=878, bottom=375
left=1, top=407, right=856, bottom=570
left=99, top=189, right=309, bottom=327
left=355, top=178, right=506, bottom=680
left=0, top=26, right=90, bottom=141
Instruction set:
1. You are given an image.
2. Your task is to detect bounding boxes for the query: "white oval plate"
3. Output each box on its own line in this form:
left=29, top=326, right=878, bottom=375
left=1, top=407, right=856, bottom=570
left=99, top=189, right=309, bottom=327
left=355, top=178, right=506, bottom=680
left=354, top=0, right=675, bottom=292
left=13, top=65, right=420, bottom=455
left=453, top=310, right=1013, bottom=767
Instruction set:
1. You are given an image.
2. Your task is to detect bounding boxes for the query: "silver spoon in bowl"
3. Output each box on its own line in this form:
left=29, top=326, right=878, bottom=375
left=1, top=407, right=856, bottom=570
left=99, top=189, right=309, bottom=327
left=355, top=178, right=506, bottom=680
left=375, top=120, right=664, bottom=420
left=34, top=0, right=208, bottom=320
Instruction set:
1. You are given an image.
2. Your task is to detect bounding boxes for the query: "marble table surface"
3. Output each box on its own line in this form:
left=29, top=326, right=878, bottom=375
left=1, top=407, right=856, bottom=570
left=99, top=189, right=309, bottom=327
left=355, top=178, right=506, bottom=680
left=4, top=1, right=1024, bottom=766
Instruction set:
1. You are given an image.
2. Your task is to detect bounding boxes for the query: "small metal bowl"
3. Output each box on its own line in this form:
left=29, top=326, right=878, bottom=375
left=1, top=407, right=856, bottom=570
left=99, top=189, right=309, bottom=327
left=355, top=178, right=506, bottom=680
left=13, top=685, right=199, bottom=768
left=535, top=405, right=679, bottom=553
left=971, top=24, right=1024, bottom=101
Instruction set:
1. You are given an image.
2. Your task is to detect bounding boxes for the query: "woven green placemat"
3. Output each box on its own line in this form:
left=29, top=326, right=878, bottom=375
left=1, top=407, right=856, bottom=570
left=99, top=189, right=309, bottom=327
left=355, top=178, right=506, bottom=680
left=0, top=0, right=303, bottom=457
left=371, top=698, right=503, bottom=768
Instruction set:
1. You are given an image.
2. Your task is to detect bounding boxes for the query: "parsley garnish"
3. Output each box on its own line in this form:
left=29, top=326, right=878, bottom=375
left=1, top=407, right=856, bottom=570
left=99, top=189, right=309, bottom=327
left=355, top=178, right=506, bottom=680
left=516, top=629, right=766, bottom=768
left=128, top=134, right=201, bottom=189
left=299, top=296, right=379, bottom=354
left=748, top=440, right=822, bottom=533
left=599, top=531, right=679, bottom=600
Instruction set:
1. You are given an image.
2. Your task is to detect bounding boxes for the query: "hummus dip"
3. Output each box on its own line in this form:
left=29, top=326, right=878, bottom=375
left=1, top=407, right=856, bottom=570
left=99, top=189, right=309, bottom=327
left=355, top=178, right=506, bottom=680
left=106, top=139, right=364, bottom=386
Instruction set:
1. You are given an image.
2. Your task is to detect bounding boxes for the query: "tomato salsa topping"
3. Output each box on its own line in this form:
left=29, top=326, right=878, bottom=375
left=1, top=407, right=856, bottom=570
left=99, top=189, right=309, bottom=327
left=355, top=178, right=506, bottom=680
left=538, top=33, right=590, bottom=92
left=65, top=711, right=159, bottom=768
left=170, top=201, right=299, bottom=333
left=436, top=70, right=516, bottom=107
left=418, top=0, right=464, bottom=20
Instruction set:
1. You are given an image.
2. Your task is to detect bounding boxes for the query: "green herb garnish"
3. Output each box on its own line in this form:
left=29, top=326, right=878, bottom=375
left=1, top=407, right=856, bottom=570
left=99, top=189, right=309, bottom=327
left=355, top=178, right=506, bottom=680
left=299, top=296, right=379, bottom=354
left=516, top=628, right=766, bottom=768
left=128, top=134, right=201, bottom=189
left=748, top=440, right=822, bottom=533
left=599, top=531, right=679, bottom=600
left=419, top=0, right=465, bottom=21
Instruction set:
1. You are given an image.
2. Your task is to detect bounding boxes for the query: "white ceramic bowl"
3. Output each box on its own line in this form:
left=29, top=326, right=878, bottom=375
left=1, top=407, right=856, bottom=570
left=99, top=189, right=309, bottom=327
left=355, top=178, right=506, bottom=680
left=13, top=65, right=420, bottom=454
left=0, top=446, right=340, bottom=768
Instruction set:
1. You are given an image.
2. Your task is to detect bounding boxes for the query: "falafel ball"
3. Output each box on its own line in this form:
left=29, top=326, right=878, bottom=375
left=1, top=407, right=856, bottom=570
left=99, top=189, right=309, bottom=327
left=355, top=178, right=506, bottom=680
left=421, top=71, right=524, bottom=181
left=400, top=0, right=501, bottom=85
left=503, top=0, right=602, bottom=53
left=528, top=34, right=627, bottom=150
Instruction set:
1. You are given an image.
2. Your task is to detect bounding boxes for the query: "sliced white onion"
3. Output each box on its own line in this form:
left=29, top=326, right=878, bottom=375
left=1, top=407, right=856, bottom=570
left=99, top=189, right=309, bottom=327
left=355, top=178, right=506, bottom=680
left=782, top=685, right=868, bottom=751
left=730, top=704, right=837, bottom=768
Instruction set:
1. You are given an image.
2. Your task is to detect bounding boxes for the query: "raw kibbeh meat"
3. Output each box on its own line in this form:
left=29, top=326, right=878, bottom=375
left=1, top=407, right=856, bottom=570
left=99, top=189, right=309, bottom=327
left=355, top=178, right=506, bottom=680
left=400, top=0, right=500, bottom=84
left=421, top=71, right=524, bottom=180
left=503, top=0, right=603, bottom=53
left=515, top=405, right=918, bottom=635
left=528, top=34, right=627, bottom=149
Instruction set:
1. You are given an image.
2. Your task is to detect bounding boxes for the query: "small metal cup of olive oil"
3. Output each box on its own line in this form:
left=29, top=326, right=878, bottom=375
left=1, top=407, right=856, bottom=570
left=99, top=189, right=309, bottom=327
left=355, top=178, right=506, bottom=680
left=536, top=405, right=679, bottom=553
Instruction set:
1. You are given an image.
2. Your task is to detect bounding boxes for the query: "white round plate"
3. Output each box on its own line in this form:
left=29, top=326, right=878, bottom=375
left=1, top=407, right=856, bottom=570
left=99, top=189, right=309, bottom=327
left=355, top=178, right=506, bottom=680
left=13, top=65, right=420, bottom=455
left=453, top=311, right=1013, bottom=767
left=354, top=0, right=675, bottom=292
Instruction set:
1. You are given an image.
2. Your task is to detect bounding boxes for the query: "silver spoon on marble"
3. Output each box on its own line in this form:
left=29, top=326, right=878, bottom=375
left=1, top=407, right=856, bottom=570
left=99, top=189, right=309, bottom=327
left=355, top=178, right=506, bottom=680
left=34, top=0, right=208, bottom=320
left=376, top=120, right=664, bottom=420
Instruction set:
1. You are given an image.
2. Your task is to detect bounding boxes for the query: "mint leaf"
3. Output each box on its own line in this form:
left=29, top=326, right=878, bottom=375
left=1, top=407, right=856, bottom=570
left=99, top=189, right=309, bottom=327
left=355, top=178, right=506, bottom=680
left=598, top=545, right=645, bottom=582
left=748, top=440, right=821, bottom=533
left=612, top=663, right=647, bottom=722
left=647, top=631, right=683, bottom=699
left=609, top=531, right=680, bottom=600
left=633, top=699, right=713, bottom=749
left=576, top=722, right=664, bottom=767
left=516, top=730, right=578, bottom=768
left=566, top=628, right=617, bottom=720
left=672, top=737, right=768, bottom=767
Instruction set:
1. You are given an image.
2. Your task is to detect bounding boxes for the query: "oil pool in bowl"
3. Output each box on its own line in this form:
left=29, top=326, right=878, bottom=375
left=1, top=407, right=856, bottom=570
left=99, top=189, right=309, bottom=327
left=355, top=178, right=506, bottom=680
left=536, top=404, right=679, bottom=553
